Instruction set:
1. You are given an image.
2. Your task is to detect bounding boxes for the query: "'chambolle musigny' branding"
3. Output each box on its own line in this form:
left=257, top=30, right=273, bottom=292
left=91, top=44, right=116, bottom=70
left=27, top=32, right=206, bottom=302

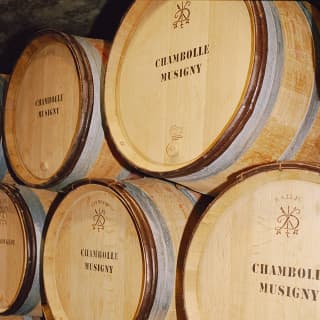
left=79, top=199, right=119, bottom=275
left=81, top=248, right=118, bottom=274
left=250, top=193, right=317, bottom=302
left=0, top=201, right=15, bottom=246
left=155, top=44, right=210, bottom=83
left=34, top=93, right=63, bottom=118
left=252, top=263, right=320, bottom=302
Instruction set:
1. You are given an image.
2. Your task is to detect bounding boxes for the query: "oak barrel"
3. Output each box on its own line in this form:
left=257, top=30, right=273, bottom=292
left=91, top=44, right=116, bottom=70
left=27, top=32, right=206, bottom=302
left=104, top=0, right=320, bottom=194
left=177, top=161, right=320, bottom=319
left=0, top=184, right=55, bottom=317
left=4, top=30, right=126, bottom=190
left=42, top=178, right=202, bottom=320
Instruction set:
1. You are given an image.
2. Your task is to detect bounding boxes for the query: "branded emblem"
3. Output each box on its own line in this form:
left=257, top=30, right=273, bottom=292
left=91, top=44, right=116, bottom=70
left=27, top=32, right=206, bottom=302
left=275, top=205, right=300, bottom=237
left=92, top=208, right=106, bottom=232
left=173, top=1, right=191, bottom=29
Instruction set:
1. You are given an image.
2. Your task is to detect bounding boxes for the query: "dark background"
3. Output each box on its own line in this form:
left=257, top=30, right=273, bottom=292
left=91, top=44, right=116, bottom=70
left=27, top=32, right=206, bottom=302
left=0, top=0, right=134, bottom=74
left=0, top=0, right=319, bottom=74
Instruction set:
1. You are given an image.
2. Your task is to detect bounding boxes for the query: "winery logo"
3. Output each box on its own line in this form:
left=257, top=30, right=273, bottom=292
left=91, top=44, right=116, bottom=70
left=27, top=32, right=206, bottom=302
left=173, top=1, right=191, bottom=29
left=92, top=208, right=106, bottom=232
left=275, top=205, right=300, bottom=237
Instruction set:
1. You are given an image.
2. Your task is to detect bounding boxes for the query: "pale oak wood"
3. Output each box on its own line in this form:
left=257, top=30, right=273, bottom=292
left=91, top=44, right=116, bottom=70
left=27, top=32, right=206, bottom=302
left=43, top=178, right=198, bottom=320
left=180, top=163, right=320, bottom=319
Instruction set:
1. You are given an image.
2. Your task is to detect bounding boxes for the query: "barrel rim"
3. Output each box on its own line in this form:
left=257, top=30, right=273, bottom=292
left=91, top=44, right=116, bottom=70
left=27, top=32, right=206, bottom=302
left=0, top=183, right=37, bottom=316
left=103, top=0, right=268, bottom=178
left=175, top=160, right=320, bottom=319
left=43, top=178, right=158, bottom=319
left=3, top=29, right=94, bottom=188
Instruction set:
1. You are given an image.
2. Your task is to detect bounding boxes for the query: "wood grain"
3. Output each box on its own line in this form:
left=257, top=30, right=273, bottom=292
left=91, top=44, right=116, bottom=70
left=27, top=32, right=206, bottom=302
left=178, top=162, right=320, bottom=319
left=43, top=178, right=198, bottom=319
left=4, top=31, right=125, bottom=190
left=0, top=183, right=55, bottom=317
left=104, top=0, right=320, bottom=194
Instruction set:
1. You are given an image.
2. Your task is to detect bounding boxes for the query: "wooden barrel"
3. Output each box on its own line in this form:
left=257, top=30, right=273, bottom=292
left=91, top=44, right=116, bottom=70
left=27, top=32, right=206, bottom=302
left=0, top=184, right=55, bottom=317
left=3, top=30, right=127, bottom=190
left=42, top=178, right=205, bottom=319
left=177, top=161, right=320, bottom=319
left=104, top=0, right=320, bottom=194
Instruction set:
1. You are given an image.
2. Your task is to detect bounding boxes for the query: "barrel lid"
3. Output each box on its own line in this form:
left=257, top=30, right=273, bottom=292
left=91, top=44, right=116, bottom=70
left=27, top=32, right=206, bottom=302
left=177, top=161, right=320, bottom=319
left=4, top=30, right=93, bottom=187
left=0, top=184, right=36, bottom=315
left=104, top=0, right=267, bottom=177
left=43, top=180, right=157, bottom=319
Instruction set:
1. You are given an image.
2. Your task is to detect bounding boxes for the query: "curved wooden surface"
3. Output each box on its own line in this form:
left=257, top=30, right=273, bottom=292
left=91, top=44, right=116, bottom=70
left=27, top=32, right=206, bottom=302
left=43, top=178, right=197, bottom=319
left=0, top=184, right=55, bottom=317
left=104, top=0, right=264, bottom=174
left=178, top=162, right=320, bottom=319
left=4, top=30, right=124, bottom=190
left=104, top=1, right=320, bottom=194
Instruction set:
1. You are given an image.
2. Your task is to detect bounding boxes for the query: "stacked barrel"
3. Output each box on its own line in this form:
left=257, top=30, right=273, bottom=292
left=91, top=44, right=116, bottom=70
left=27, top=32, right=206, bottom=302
left=0, top=27, right=207, bottom=320
left=1, top=1, right=320, bottom=320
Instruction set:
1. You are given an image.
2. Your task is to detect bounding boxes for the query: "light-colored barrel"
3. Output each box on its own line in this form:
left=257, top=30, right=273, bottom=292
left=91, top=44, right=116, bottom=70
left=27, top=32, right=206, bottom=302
left=177, top=161, right=320, bottom=319
left=0, top=184, right=55, bottom=317
left=104, top=0, right=320, bottom=194
left=42, top=178, right=204, bottom=319
left=4, top=30, right=127, bottom=191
